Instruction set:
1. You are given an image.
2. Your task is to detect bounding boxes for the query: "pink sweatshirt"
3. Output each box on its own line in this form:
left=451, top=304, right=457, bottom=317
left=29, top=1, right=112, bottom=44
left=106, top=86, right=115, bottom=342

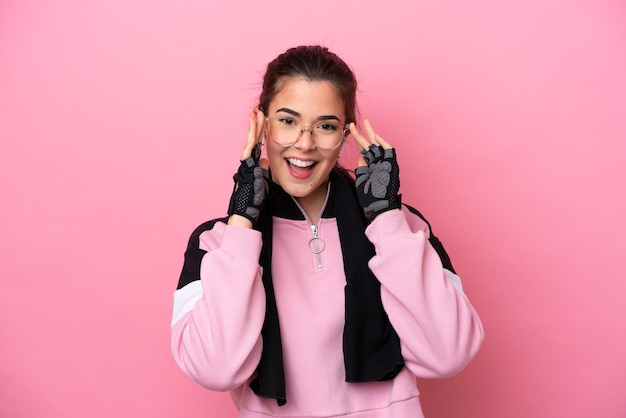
left=171, top=204, right=483, bottom=417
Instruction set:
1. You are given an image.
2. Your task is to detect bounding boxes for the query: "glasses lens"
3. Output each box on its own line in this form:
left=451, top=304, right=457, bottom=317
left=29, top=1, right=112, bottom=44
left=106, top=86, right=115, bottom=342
left=312, top=122, right=343, bottom=150
left=269, top=117, right=300, bottom=145
left=269, top=118, right=344, bottom=150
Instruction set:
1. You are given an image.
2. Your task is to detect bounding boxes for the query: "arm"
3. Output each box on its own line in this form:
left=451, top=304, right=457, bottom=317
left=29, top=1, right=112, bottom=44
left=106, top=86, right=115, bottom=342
left=349, top=119, right=483, bottom=377
left=366, top=207, right=484, bottom=377
left=170, top=220, right=266, bottom=391
left=171, top=110, right=270, bottom=390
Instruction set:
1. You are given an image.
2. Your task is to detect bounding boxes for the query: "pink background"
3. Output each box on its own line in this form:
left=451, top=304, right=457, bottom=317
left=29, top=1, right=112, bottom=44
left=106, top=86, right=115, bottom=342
left=1, top=0, right=625, bottom=417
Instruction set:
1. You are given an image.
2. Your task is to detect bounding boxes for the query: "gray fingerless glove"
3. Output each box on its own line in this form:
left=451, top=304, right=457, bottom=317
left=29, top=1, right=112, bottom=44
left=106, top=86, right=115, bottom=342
left=227, top=144, right=269, bottom=224
left=355, top=144, right=401, bottom=221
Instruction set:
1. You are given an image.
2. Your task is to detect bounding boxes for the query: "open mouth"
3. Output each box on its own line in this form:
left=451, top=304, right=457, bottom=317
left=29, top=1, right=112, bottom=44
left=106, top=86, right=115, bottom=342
left=286, top=157, right=317, bottom=178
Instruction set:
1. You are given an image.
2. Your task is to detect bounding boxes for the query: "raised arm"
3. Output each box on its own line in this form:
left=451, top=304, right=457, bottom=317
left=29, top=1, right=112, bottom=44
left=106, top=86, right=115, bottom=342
left=366, top=207, right=484, bottom=377
left=350, top=119, right=483, bottom=377
left=171, top=221, right=267, bottom=390
left=171, top=110, right=270, bottom=390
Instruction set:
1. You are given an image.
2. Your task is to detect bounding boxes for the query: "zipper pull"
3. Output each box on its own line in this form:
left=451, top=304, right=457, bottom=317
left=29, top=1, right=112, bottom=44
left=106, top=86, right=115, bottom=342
left=309, top=224, right=326, bottom=269
left=311, top=224, right=318, bottom=239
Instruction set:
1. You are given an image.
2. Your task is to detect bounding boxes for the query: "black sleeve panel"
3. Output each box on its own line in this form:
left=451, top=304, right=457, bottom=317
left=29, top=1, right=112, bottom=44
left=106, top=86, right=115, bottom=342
left=403, top=205, right=457, bottom=275
left=176, top=217, right=229, bottom=290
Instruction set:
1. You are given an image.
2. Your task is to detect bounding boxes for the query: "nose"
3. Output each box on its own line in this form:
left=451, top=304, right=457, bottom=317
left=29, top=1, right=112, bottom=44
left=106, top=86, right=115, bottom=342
left=294, top=128, right=316, bottom=151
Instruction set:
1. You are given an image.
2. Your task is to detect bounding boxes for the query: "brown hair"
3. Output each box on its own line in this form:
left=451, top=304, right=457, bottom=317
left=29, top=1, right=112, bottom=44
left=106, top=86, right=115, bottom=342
left=258, top=45, right=357, bottom=126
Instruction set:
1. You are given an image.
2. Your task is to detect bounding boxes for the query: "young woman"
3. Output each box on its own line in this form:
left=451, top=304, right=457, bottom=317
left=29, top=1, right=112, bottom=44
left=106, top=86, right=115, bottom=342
left=171, top=45, right=484, bottom=418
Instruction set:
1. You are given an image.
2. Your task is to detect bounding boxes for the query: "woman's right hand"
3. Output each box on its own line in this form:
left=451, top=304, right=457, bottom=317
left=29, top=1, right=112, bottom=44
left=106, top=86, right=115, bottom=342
left=227, top=109, right=270, bottom=228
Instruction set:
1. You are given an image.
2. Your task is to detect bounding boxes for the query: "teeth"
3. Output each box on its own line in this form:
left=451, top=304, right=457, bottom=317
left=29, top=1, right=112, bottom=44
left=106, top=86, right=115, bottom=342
left=287, top=158, right=315, bottom=168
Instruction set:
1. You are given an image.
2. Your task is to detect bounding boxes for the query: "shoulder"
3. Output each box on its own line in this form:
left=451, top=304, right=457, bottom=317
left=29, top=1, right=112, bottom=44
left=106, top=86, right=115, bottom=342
left=400, top=204, right=432, bottom=236
left=401, top=204, right=456, bottom=273
left=185, top=217, right=229, bottom=251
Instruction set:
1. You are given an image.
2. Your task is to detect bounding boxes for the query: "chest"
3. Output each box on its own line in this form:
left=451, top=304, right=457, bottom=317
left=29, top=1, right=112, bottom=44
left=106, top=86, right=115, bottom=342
left=270, top=217, right=347, bottom=337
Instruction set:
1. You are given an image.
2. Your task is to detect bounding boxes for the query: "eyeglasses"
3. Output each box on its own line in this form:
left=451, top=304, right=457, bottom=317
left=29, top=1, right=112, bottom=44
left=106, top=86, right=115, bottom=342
left=265, top=116, right=348, bottom=151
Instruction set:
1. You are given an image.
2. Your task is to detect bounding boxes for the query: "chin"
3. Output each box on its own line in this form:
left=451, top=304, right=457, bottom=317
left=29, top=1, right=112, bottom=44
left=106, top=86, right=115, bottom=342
left=278, top=180, right=315, bottom=198
left=272, top=174, right=324, bottom=198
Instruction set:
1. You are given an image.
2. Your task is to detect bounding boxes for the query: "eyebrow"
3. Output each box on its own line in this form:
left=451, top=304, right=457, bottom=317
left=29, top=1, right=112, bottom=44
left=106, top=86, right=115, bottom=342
left=275, top=107, right=341, bottom=122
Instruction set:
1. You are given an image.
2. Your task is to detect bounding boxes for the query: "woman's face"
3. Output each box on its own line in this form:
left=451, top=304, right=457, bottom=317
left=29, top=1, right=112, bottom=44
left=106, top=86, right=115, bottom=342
left=264, top=77, right=345, bottom=206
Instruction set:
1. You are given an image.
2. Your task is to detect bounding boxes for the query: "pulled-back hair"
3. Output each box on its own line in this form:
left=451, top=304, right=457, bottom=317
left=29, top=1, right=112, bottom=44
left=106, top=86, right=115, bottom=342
left=258, top=45, right=357, bottom=126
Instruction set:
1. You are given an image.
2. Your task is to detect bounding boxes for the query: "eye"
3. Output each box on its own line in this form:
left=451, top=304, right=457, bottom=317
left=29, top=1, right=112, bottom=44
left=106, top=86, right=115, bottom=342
left=315, top=122, right=339, bottom=132
left=277, top=117, right=298, bottom=126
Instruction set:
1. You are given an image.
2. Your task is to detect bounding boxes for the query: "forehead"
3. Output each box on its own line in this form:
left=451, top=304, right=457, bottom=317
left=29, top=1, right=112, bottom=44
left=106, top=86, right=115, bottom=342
left=269, top=77, right=344, bottom=118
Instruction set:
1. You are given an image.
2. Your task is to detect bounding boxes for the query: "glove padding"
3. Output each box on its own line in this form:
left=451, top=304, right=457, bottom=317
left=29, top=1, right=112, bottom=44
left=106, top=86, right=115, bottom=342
left=227, top=144, right=269, bottom=225
left=355, top=144, right=401, bottom=221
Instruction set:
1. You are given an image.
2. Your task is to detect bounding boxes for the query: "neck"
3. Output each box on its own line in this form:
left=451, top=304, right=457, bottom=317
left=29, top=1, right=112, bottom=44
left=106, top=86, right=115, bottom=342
left=294, top=181, right=329, bottom=224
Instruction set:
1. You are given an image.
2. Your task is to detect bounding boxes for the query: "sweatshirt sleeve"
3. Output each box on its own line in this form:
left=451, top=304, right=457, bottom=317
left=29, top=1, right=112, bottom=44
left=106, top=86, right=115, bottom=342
left=170, top=219, right=266, bottom=391
left=365, top=207, right=484, bottom=378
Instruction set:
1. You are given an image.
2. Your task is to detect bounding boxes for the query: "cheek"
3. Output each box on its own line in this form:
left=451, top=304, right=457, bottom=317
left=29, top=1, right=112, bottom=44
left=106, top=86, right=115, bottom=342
left=322, top=152, right=341, bottom=168
left=265, top=144, right=284, bottom=169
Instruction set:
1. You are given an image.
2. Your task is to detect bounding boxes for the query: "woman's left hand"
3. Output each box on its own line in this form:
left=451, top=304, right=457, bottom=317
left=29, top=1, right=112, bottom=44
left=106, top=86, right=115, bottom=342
left=349, top=119, right=401, bottom=221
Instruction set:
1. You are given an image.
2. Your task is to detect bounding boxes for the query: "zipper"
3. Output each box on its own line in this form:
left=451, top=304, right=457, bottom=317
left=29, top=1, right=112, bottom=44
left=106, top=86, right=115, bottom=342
left=309, top=224, right=326, bottom=269
left=291, top=183, right=332, bottom=270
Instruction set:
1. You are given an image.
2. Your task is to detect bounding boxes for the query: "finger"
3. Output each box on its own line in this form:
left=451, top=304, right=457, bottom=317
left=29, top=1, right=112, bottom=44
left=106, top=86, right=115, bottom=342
left=364, top=119, right=393, bottom=149
left=363, top=119, right=378, bottom=145
left=356, top=154, right=367, bottom=168
left=255, top=108, right=265, bottom=144
left=349, top=122, right=371, bottom=151
left=375, top=133, right=393, bottom=150
left=240, top=115, right=257, bottom=160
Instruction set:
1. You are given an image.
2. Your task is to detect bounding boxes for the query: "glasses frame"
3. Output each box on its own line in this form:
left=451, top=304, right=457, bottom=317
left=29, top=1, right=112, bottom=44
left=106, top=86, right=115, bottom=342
left=264, top=116, right=349, bottom=151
